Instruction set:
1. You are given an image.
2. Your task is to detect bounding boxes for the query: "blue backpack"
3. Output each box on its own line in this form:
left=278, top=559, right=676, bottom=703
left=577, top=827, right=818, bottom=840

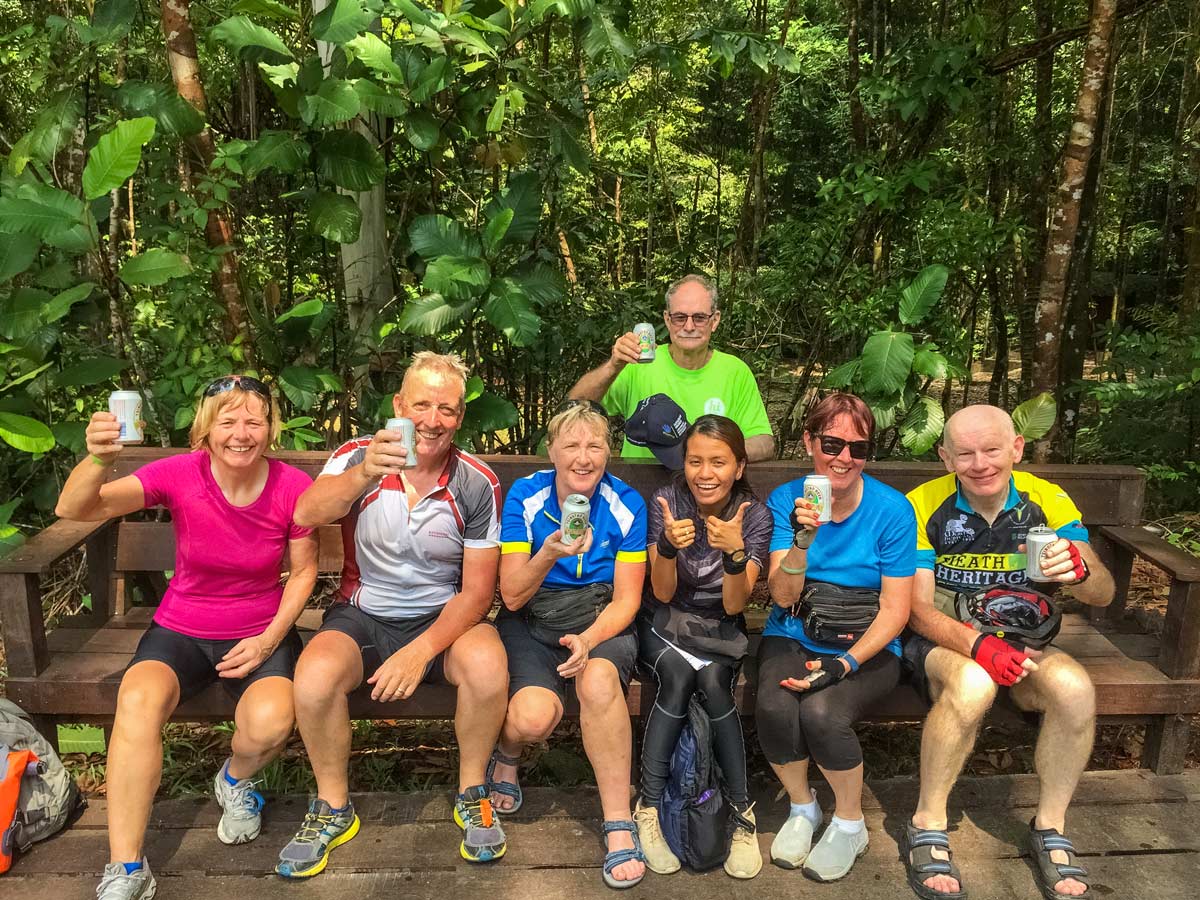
left=657, top=696, right=731, bottom=870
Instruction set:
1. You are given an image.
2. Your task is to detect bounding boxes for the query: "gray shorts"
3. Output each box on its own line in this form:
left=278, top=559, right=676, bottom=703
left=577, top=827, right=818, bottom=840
left=319, top=603, right=449, bottom=685
left=495, top=607, right=637, bottom=704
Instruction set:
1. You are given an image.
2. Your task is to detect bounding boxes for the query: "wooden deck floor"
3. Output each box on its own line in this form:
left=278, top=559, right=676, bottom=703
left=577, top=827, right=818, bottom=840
left=6, top=770, right=1199, bottom=899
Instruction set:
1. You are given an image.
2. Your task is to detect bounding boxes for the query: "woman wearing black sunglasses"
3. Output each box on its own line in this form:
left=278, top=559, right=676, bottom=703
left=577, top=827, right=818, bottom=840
left=55, top=376, right=318, bottom=900
left=753, top=392, right=916, bottom=883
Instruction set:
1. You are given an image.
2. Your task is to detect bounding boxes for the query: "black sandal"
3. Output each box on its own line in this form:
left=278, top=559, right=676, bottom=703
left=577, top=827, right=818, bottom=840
left=485, top=748, right=523, bottom=813
left=903, top=820, right=967, bottom=900
left=1027, top=819, right=1092, bottom=900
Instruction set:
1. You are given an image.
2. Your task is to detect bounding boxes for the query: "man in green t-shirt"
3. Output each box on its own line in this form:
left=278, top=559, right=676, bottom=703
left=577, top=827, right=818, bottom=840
left=568, top=274, right=775, bottom=461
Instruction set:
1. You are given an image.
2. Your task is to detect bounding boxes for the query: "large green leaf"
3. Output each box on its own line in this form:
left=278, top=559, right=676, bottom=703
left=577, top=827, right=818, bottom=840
left=82, top=117, right=156, bottom=200
left=0, top=412, right=54, bottom=453
left=151, top=89, right=206, bottom=137
left=2, top=288, right=49, bottom=340
left=483, top=208, right=513, bottom=254
left=485, top=94, right=506, bottom=132
left=243, top=131, right=311, bottom=177
left=276, top=299, right=325, bottom=323
left=444, top=25, right=498, bottom=59
left=232, top=0, right=300, bottom=20
left=54, top=356, right=128, bottom=387
left=278, top=365, right=324, bottom=409
left=484, top=278, right=542, bottom=346
left=299, top=79, right=362, bottom=127
left=346, top=33, right=405, bottom=81
left=7, top=89, right=82, bottom=175
left=0, top=233, right=39, bottom=282
left=898, top=264, right=949, bottom=326
left=582, top=12, right=634, bottom=72
left=312, top=0, right=374, bottom=44
left=81, top=0, right=136, bottom=44
left=354, top=79, right=408, bottom=116
left=512, top=264, right=565, bottom=306
left=0, top=186, right=87, bottom=241
left=422, top=256, right=491, bottom=301
left=409, top=214, right=482, bottom=259
left=899, top=396, right=945, bottom=455
left=1012, top=392, right=1057, bottom=440
left=119, top=249, right=192, bottom=286
left=41, top=282, right=95, bottom=323
left=404, top=109, right=441, bottom=150
left=316, top=131, right=386, bottom=191
left=481, top=171, right=541, bottom=244
left=211, top=16, right=293, bottom=63
left=309, top=192, right=362, bottom=243
left=823, top=357, right=861, bottom=389
left=911, top=343, right=948, bottom=380
left=397, top=293, right=476, bottom=335
left=861, top=330, right=915, bottom=396
left=460, top=390, right=518, bottom=434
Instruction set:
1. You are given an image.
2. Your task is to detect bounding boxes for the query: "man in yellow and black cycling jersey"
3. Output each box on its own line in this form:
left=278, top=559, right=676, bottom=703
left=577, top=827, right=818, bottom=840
left=900, top=405, right=1113, bottom=900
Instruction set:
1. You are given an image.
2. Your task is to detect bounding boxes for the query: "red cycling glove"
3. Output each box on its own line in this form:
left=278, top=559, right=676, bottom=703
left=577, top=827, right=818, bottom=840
left=1065, top=542, right=1089, bottom=582
left=970, top=632, right=1029, bottom=686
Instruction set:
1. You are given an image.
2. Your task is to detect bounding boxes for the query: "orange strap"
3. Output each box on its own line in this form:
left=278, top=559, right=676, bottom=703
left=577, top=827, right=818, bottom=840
left=1, top=748, right=37, bottom=874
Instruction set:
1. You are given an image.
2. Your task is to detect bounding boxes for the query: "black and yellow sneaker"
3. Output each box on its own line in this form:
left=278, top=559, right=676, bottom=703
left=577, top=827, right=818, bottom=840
left=453, top=785, right=507, bottom=862
left=275, top=799, right=360, bottom=878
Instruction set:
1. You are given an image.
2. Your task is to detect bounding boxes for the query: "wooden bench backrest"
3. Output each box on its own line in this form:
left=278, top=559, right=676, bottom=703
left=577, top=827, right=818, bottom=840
left=107, top=448, right=1145, bottom=574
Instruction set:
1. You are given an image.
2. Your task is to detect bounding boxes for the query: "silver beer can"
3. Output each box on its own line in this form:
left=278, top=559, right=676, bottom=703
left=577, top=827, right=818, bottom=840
left=562, top=493, right=591, bottom=541
left=633, top=322, right=656, bottom=363
left=1025, top=525, right=1058, bottom=582
left=804, top=474, right=833, bottom=523
left=385, top=417, right=418, bottom=468
left=109, top=391, right=143, bottom=444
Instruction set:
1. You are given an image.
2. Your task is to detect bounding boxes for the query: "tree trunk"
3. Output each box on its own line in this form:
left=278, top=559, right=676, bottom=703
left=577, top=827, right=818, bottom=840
left=847, top=0, right=867, bottom=153
left=159, top=0, right=254, bottom=359
left=1031, top=0, right=1119, bottom=462
left=1178, top=2, right=1200, bottom=313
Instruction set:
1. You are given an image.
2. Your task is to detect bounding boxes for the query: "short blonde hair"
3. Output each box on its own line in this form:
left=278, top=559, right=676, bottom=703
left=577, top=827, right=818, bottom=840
left=400, top=351, right=470, bottom=410
left=547, top=404, right=609, bottom=449
left=189, top=389, right=281, bottom=450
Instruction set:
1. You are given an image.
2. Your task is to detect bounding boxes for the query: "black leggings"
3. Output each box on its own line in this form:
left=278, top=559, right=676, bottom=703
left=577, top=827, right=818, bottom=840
left=638, top=619, right=749, bottom=806
left=754, top=635, right=900, bottom=771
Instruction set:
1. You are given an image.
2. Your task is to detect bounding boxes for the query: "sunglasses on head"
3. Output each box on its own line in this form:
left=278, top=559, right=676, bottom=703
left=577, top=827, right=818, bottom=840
left=203, top=374, right=271, bottom=402
left=814, top=433, right=874, bottom=460
left=556, top=398, right=609, bottom=418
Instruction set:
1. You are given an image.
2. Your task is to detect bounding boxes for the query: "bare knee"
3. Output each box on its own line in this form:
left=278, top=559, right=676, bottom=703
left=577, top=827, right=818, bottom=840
left=937, top=660, right=997, bottom=723
left=236, top=692, right=295, bottom=749
left=1036, top=657, right=1095, bottom=723
left=448, top=627, right=508, bottom=699
left=115, top=665, right=179, bottom=729
left=576, top=662, right=622, bottom=710
left=294, top=644, right=357, bottom=708
left=506, top=693, right=561, bottom=742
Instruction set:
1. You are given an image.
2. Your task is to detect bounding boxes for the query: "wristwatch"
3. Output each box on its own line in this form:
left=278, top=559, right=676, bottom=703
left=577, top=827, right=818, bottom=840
left=723, top=549, right=749, bottom=575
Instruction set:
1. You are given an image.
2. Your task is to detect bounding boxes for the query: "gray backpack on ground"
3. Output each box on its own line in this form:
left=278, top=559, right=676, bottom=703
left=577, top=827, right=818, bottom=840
left=0, top=699, right=86, bottom=852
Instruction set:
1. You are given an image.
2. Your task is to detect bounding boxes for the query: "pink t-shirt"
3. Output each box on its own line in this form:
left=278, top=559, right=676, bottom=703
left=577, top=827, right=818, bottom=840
left=134, top=451, right=314, bottom=639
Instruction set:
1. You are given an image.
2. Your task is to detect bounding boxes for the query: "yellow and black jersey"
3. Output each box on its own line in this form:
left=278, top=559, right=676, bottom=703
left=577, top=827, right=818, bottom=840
left=906, top=471, right=1088, bottom=614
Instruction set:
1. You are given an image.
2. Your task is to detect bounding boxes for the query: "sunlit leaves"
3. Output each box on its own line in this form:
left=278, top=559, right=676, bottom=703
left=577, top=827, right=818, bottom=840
left=119, top=249, right=192, bottom=286
left=299, top=79, right=362, bottom=127
left=898, top=264, right=949, bottom=325
left=899, top=397, right=945, bottom=454
left=211, top=16, right=293, bottom=64
left=82, top=117, right=156, bottom=200
left=0, top=412, right=54, bottom=453
left=243, top=131, right=311, bottom=177
left=861, top=330, right=915, bottom=396
left=312, top=0, right=374, bottom=45
left=1013, top=392, right=1057, bottom=440
left=409, top=215, right=481, bottom=259
left=422, top=256, right=491, bottom=301
left=484, top=278, right=541, bottom=345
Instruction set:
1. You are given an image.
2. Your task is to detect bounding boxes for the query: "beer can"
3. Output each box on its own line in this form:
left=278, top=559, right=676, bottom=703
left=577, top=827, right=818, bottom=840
left=633, top=322, right=656, bottom=363
left=385, top=417, right=418, bottom=468
left=562, top=493, right=591, bottom=542
left=109, top=391, right=143, bottom=444
left=804, top=474, right=833, bottom=523
left=1025, top=525, right=1058, bottom=582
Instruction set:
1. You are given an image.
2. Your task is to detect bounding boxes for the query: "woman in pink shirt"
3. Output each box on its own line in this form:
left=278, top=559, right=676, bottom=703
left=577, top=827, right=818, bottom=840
left=55, top=376, right=318, bottom=900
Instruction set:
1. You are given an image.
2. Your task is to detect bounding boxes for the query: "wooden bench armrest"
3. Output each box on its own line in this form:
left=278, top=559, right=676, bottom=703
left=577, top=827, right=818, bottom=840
left=1098, top=525, right=1200, bottom=680
left=0, top=518, right=112, bottom=575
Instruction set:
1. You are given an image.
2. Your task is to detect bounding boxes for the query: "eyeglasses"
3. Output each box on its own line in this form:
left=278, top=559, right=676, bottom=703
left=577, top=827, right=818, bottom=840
left=556, top=398, right=608, bottom=418
left=203, top=375, right=271, bottom=402
left=814, top=433, right=874, bottom=460
left=666, top=311, right=715, bottom=326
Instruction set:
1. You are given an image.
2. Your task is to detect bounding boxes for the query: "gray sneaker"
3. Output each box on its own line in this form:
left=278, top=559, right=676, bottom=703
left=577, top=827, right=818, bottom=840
left=214, top=758, right=264, bottom=845
left=771, top=812, right=816, bottom=869
left=275, top=799, right=360, bottom=878
left=96, top=858, right=156, bottom=900
left=802, top=821, right=869, bottom=882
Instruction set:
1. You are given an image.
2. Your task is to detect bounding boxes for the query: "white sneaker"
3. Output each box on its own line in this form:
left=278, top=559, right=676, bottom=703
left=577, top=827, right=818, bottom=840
left=213, top=758, right=264, bottom=845
left=803, top=820, right=869, bottom=882
left=724, top=804, right=763, bottom=879
left=96, top=857, right=156, bottom=900
left=771, top=812, right=816, bottom=869
left=634, top=799, right=681, bottom=874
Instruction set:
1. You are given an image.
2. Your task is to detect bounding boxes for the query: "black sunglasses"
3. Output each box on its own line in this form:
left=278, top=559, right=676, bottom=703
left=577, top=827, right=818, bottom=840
left=203, top=375, right=272, bottom=402
left=555, top=398, right=609, bottom=418
left=815, top=433, right=874, bottom=460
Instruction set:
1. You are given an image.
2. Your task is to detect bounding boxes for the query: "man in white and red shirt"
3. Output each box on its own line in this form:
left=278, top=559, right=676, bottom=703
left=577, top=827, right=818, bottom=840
left=276, top=353, right=509, bottom=879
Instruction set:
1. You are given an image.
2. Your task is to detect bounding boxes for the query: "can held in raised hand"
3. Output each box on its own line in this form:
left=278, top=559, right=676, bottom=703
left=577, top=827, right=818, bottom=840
left=1025, top=525, right=1058, bottom=582
left=804, top=474, right=833, bottom=523
left=109, top=391, right=143, bottom=444
left=385, top=417, right=418, bottom=468
left=562, top=494, right=591, bottom=542
left=633, top=322, right=656, bottom=363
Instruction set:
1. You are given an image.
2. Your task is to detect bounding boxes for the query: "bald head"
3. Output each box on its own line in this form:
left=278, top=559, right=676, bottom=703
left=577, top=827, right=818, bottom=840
left=943, top=405, right=1016, bottom=453
left=938, top=404, right=1024, bottom=508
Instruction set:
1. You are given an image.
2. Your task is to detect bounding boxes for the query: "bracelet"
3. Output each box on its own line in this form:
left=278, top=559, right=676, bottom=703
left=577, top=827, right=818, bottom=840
left=838, top=651, right=860, bottom=673
left=89, top=454, right=110, bottom=467
left=655, top=536, right=679, bottom=559
left=722, top=552, right=749, bottom=575
left=779, top=562, right=807, bottom=576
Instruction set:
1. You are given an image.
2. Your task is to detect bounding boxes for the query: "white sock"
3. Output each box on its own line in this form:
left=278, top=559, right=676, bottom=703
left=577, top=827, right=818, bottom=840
left=788, top=791, right=821, bottom=828
left=830, top=814, right=865, bottom=835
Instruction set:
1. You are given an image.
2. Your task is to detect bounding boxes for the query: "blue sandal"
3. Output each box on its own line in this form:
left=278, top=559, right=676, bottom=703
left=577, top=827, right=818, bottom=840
left=602, top=819, right=646, bottom=889
left=485, top=748, right=523, bottom=814
left=1028, top=820, right=1092, bottom=900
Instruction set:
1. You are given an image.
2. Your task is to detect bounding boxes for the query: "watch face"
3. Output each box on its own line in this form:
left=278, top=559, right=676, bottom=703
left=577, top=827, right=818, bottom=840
left=732, top=550, right=747, bottom=563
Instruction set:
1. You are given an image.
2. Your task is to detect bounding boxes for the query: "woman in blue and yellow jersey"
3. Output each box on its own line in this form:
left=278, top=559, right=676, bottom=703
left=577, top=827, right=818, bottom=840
left=489, top=400, right=649, bottom=889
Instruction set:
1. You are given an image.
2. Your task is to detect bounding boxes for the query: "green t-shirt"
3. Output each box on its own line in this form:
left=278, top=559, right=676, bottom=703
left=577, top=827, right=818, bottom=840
left=602, top=348, right=772, bottom=459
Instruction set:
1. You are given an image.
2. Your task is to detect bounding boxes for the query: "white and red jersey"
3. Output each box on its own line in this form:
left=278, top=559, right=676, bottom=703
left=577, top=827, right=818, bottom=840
left=321, top=438, right=501, bottom=619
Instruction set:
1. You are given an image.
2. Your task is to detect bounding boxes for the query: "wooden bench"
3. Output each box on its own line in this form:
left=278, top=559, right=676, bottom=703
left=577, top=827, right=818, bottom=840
left=2, top=449, right=1198, bottom=773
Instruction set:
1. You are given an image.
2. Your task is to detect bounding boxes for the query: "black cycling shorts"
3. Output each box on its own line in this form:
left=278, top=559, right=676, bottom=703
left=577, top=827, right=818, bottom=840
left=318, top=603, right=450, bottom=685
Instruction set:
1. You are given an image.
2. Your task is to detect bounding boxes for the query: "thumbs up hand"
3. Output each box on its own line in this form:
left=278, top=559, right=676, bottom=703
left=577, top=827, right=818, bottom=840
left=657, top=495, right=695, bottom=550
left=706, top=501, right=751, bottom=554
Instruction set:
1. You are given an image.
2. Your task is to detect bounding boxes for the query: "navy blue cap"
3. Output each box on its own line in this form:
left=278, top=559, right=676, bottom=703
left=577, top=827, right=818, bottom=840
left=624, top=394, right=689, bottom=470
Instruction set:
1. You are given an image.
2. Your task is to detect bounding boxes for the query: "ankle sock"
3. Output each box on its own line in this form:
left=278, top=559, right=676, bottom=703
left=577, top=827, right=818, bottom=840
left=328, top=802, right=350, bottom=815
left=789, top=794, right=821, bottom=828
left=831, top=814, right=865, bottom=835
left=222, top=767, right=242, bottom=786
left=121, top=861, right=143, bottom=875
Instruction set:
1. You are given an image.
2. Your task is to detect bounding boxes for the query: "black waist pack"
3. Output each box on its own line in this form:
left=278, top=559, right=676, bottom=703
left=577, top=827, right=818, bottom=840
left=652, top=605, right=749, bottom=662
left=525, top=583, right=612, bottom=646
left=789, top=580, right=880, bottom=648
